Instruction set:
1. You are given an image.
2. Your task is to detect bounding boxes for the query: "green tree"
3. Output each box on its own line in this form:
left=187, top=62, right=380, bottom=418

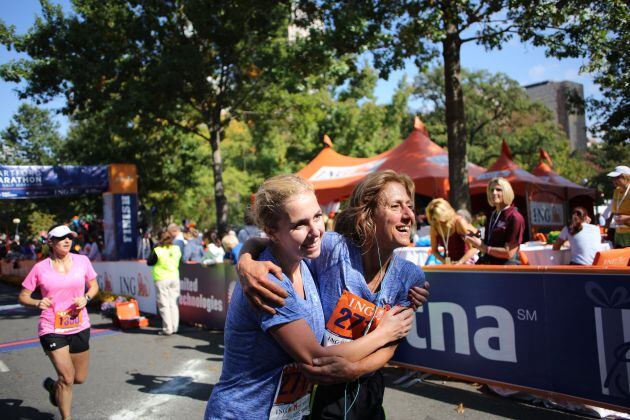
left=301, top=0, right=624, bottom=211
left=1, top=0, right=336, bottom=234
left=415, top=66, right=594, bottom=182
left=0, top=104, right=63, bottom=165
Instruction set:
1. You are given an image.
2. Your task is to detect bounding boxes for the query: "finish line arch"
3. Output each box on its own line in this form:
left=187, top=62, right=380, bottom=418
left=0, top=163, right=138, bottom=260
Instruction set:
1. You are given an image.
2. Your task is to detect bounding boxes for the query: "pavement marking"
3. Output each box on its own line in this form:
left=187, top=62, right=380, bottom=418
left=0, top=360, right=9, bottom=372
left=0, top=328, right=120, bottom=353
left=109, top=358, right=216, bottom=420
left=0, top=304, right=25, bottom=312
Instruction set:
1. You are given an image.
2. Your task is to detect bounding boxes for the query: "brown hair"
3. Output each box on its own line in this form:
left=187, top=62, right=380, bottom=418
left=568, top=206, right=588, bottom=235
left=253, top=174, right=314, bottom=232
left=334, top=170, right=415, bottom=250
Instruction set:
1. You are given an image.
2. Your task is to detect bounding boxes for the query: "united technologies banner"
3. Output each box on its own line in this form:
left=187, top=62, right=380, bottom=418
left=392, top=268, right=630, bottom=411
left=0, top=165, right=108, bottom=198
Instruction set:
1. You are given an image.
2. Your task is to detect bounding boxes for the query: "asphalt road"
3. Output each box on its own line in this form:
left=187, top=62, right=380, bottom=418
left=0, top=282, right=588, bottom=420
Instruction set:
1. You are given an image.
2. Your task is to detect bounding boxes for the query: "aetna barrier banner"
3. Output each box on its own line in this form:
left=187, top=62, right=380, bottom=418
left=179, top=263, right=235, bottom=330
left=0, top=165, right=108, bottom=199
left=93, top=261, right=157, bottom=314
left=392, top=268, right=630, bottom=412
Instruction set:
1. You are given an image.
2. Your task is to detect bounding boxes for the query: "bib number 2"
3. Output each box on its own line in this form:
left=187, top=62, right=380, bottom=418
left=269, top=365, right=312, bottom=420
left=324, top=290, right=386, bottom=346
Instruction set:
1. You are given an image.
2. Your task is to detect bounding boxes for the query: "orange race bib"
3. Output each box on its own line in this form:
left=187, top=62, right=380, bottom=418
left=324, top=290, right=389, bottom=346
left=54, top=310, right=82, bottom=332
left=269, top=364, right=312, bottom=420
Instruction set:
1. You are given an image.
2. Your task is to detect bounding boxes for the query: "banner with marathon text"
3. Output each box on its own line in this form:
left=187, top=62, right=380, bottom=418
left=392, top=268, right=630, bottom=412
left=0, top=165, right=108, bottom=199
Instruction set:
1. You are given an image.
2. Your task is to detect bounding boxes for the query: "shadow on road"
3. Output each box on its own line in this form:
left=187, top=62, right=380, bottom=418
left=382, top=368, right=589, bottom=419
left=0, top=399, right=54, bottom=420
left=126, top=372, right=214, bottom=401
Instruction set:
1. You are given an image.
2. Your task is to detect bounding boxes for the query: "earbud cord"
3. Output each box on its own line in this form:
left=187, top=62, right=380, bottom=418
left=344, top=239, right=388, bottom=418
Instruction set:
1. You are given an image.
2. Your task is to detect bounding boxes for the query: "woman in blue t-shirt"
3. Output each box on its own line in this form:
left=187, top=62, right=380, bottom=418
left=238, top=170, right=429, bottom=419
left=205, top=175, right=414, bottom=420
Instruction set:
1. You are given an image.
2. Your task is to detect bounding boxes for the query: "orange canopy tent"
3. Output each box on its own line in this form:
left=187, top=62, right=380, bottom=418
left=296, top=117, right=486, bottom=204
left=469, top=140, right=561, bottom=196
left=470, top=141, right=571, bottom=236
left=531, top=149, right=595, bottom=200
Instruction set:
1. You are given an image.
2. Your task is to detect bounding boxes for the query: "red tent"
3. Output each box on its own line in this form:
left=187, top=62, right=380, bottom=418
left=470, top=140, right=569, bottom=234
left=469, top=140, right=561, bottom=196
left=532, top=149, right=595, bottom=199
left=296, top=117, right=486, bottom=203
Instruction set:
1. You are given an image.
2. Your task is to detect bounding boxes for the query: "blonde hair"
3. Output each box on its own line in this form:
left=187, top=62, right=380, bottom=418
left=335, top=170, right=415, bottom=250
left=425, top=198, right=457, bottom=233
left=486, top=177, right=515, bottom=207
left=253, top=174, right=314, bottom=231
left=221, top=234, right=239, bottom=252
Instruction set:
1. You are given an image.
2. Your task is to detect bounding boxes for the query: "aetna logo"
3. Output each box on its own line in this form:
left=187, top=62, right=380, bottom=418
left=407, top=302, right=517, bottom=363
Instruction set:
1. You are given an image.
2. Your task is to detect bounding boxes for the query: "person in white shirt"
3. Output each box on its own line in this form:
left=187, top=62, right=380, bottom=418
left=553, top=207, right=601, bottom=265
left=202, top=232, right=225, bottom=265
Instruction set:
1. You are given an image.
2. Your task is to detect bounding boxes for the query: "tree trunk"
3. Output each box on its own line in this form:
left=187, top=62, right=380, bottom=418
left=209, top=112, right=229, bottom=236
left=441, top=16, right=471, bottom=212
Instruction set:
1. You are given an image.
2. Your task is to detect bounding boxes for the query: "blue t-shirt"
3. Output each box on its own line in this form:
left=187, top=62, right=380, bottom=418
left=205, top=247, right=325, bottom=420
left=308, top=232, right=426, bottom=323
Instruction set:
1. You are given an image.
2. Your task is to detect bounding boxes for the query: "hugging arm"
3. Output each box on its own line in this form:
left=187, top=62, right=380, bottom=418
left=270, top=306, right=413, bottom=366
left=237, top=237, right=287, bottom=314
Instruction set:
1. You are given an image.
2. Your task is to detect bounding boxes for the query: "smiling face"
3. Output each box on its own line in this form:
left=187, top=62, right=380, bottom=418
left=489, top=183, right=505, bottom=208
left=373, top=182, right=414, bottom=252
left=51, top=235, right=73, bottom=258
left=267, top=191, right=325, bottom=264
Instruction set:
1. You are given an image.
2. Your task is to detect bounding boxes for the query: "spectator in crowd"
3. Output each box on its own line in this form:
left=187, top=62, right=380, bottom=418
left=222, top=233, right=242, bottom=264
left=167, top=223, right=186, bottom=255
left=183, top=228, right=204, bottom=263
left=147, top=231, right=181, bottom=336
left=81, top=234, right=102, bottom=262
left=202, top=231, right=225, bottom=265
left=425, top=198, right=479, bottom=265
left=137, top=229, right=155, bottom=260
left=465, top=177, right=525, bottom=265
left=553, top=207, right=601, bottom=265
left=237, top=212, right=261, bottom=244
left=21, top=240, right=37, bottom=260
left=606, top=165, right=630, bottom=248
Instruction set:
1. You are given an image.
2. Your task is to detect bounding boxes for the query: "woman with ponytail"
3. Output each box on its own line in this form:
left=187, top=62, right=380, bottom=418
left=552, top=207, right=602, bottom=265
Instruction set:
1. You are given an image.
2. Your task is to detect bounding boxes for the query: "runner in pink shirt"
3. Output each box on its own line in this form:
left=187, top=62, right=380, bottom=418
left=18, top=225, right=99, bottom=420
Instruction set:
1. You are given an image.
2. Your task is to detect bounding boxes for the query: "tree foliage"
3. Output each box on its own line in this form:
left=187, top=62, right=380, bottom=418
left=414, top=66, right=595, bottom=183
left=0, top=0, right=345, bottom=234
left=298, top=0, right=627, bottom=209
left=0, top=104, right=63, bottom=165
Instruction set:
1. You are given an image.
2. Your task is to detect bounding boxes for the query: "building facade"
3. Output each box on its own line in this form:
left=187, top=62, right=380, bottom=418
left=524, top=81, right=587, bottom=150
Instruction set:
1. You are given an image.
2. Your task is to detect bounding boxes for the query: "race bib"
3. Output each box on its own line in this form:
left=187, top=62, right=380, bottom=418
left=324, top=290, right=388, bottom=347
left=269, top=364, right=312, bottom=420
left=54, top=310, right=82, bottom=333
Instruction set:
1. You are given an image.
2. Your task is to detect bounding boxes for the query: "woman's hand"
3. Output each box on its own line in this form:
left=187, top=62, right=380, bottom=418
left=74, top=295, right=88, bottom=310
left=236, top=255, right=287, bottom=314
left=37, top=297, right=53, bottom=310
left=376, top=306, right=414, bottom=342
left=298, top=356, right=359, bottom=384
left=464, top=235, right=483, bottom=249
left=408, top=282, right=430, bottom=310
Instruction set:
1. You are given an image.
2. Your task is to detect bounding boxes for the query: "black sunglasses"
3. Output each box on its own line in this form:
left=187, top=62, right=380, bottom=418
left=52, top=234, right=74, bottom=241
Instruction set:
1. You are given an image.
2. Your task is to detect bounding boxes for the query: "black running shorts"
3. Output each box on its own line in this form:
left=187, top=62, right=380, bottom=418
left=39, top=328, right=90, bottom=354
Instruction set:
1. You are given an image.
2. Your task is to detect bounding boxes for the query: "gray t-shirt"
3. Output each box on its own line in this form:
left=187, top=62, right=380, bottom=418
left=559, top=223, right=601, bottom=265
left=205, top=247, right=325, bottom=419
